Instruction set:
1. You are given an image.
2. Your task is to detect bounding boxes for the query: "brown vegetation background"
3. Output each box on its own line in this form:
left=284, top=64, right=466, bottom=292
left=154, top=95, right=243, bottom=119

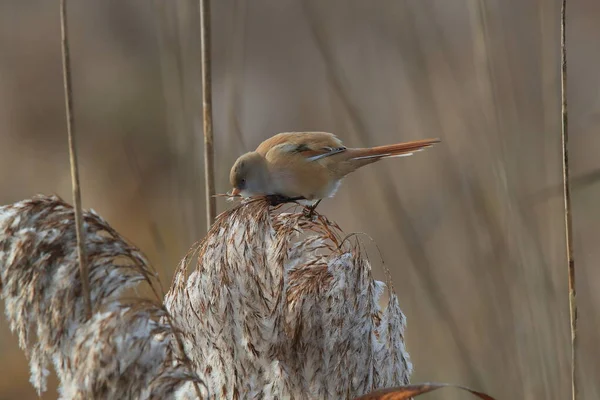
left=1, top=1, right=599, bottom=399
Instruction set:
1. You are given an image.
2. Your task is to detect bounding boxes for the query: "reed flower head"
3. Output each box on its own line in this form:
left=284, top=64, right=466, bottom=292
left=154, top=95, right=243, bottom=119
left=0, top=195, right=201, bottom=399
left=1, top=195, right=410, bottom=398
left=165, top=199, right=411, bottom=398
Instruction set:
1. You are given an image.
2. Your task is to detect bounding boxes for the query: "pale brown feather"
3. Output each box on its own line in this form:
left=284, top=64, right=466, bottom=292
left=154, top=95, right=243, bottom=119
left=331, top=138, right=440, bottom=176
left=263, top=138, right=335, bottom=199
left=248, top=133, right=439, bottom=199
left=256, top=132, right=344, bottom=156
left=344, top=138, right=440, bottom=160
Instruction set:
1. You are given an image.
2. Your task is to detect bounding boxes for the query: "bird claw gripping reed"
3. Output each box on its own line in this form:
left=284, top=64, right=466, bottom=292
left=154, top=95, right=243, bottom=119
left=0, top=195, right=411, bottom=399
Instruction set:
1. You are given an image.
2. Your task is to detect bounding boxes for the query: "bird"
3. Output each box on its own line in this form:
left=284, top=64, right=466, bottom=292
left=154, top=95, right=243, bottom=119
left=229, top=132, right=439, bottom=213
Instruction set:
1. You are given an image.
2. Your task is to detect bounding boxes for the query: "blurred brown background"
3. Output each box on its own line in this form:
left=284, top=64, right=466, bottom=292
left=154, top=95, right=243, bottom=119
left=1, top=1, right=599, bottom=399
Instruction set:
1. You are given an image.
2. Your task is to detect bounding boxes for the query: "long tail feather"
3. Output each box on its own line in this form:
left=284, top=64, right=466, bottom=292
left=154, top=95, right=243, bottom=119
left=348, top=138, right=440, bottom=161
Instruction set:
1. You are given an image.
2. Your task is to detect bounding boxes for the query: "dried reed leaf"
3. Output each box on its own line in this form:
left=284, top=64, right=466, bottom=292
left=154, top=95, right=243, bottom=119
left=165, top=198, right=412, bottom=398
left=354, top=382, right=496, bottom=400
left=0, top=195, right=200, bottom=399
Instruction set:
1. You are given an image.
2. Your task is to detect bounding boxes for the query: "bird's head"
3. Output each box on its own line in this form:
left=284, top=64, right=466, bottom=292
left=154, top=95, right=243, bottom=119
left=229, top=152, right=269, bottom=197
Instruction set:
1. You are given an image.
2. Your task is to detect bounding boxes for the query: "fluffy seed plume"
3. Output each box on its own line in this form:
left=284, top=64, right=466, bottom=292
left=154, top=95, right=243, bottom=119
left=165, top=198, right=412, bottom=398
left=1, top=195, right=411, bottom=399
left=0, top=195, right=201, bottom=399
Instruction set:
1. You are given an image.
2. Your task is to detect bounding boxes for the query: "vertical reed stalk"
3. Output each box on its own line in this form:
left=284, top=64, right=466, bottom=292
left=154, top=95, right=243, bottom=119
left=200, top=0, right=216, bottom=228
left=60, top=0, right=92, bottom=320
left=560, top=1, right=577, bottom=399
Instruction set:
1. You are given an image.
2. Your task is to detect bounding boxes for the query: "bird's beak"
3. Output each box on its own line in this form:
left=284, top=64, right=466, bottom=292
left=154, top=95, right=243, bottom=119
left=231, top=187, right=240, bottom=196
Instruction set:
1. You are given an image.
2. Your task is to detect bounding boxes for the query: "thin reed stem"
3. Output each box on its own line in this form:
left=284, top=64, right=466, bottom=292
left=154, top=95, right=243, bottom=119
left=60, top=0, right=92, bottom=320
left=560, top=1, right=577, bottom=399
left=200, top=0, right=216, bottom=228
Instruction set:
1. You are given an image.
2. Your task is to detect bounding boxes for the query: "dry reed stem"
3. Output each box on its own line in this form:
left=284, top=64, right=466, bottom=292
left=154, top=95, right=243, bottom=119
left=0, top=196, right=203, bottom=399
left=165, top=198, right=412, bottom=398
left=200, top=0, right=216, bottom=228
left=59, top=0, right=92, bottom=321
left=560, top=1, right=577, bottom=399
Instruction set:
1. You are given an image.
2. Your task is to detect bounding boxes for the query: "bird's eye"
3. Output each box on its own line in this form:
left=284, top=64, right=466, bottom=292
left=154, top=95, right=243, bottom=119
left=241, top=178, right=246, bottom=185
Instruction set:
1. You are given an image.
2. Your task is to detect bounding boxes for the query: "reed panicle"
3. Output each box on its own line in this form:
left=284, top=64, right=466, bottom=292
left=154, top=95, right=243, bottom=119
left=0, top=195, right=201, bottom=399
left=165, top=199, right=411, bottom=398
left=1, top=195, right=411, bottom=398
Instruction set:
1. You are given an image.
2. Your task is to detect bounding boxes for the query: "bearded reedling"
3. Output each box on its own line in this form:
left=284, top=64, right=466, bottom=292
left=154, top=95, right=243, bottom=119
left=229, top=131, right=439, bottom=214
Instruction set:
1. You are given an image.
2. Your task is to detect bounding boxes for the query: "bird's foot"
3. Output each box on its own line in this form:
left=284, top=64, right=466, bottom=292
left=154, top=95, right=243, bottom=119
left=302, top=199, right=322, bottom=219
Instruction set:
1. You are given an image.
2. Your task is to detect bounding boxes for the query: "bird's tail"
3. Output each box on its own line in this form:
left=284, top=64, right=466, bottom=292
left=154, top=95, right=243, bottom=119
left=348, top=138, right=440, bottom=161
left=342, top=138, right=438, bottom=167
left=333, top=138, right=439, bottom=178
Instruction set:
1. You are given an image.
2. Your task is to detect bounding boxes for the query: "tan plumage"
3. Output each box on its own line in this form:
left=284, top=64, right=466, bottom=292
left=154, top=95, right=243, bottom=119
left=230, top=132, right=439, bottom=202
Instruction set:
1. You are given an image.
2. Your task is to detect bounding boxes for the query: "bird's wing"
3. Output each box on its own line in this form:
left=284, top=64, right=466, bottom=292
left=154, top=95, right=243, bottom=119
left=258, top=132, right=347, bottom=161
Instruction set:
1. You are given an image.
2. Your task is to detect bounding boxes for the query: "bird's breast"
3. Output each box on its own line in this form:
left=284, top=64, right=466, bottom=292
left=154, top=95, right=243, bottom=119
left=268, top=163, right=335, bottom=200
